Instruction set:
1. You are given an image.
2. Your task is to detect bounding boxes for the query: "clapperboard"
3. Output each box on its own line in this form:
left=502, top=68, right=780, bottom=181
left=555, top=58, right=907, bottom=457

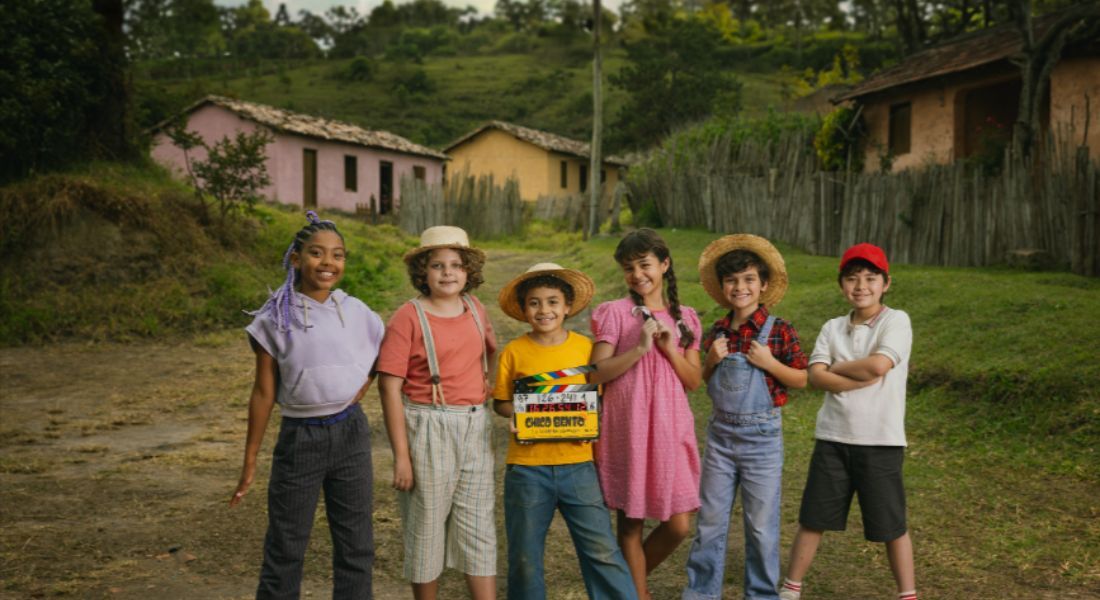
left=513, top=365, right=600, bottom=442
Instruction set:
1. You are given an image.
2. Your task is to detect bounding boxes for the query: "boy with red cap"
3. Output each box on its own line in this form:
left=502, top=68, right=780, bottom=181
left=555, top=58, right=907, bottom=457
left=779, top=243, right=917, bottom=600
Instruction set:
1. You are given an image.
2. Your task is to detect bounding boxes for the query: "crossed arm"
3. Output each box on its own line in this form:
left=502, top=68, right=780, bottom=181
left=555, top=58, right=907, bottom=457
left=809, top=354, right=894, bottom=392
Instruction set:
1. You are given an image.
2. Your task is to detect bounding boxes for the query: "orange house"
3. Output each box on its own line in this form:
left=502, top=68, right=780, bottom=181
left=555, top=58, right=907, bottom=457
left=834, top=19, right=1100, bottom=172
left=443, top=121, right=630, bottom=202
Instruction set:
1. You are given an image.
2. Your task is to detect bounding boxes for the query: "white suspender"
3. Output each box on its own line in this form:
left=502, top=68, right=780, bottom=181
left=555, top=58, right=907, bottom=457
left=409, top=294, right=489, bottom=407
left=462, top=294, right=490, bottom=378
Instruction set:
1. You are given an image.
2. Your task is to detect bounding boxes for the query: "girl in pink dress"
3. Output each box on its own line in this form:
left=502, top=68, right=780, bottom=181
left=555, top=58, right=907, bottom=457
left=590, top=228, right=703, bottom=600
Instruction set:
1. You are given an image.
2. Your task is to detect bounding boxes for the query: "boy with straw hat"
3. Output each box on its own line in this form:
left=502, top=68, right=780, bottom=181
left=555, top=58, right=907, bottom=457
left=492, top=263, right=637, bottom=600
left=683, top=235, right=808, bottom=600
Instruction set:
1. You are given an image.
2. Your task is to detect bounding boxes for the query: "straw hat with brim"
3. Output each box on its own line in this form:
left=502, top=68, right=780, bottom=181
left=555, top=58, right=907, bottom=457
left=497, top=263, right=596, bottom=322
left=403, top=225, right=485, bottom=264
left=699, top=234, right=788, bottom=309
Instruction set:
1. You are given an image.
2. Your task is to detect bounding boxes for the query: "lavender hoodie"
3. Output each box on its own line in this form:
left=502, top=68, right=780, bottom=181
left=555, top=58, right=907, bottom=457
left=246, top=289, right=384, bottom=418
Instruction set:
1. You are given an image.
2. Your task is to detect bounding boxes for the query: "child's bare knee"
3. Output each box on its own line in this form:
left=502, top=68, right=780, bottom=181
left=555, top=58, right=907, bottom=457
left=664, top=516, right=693, bottom=541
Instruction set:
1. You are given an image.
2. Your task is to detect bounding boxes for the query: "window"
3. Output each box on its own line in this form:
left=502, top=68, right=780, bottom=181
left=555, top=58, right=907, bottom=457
left=303, top=149, right=317, bottom=208
left=560, top=161, right=568, bottom=189
left=580, top=164, right=588, bottom=193
left=344, top=155, right=358, bottom=191
left=413, top=165, right=426, bottom=181
left=889, top=102, right=912, bottom=155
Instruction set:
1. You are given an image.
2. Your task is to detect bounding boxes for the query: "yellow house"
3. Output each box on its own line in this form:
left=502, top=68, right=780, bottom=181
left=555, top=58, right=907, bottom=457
left=443, top=121, right=630, bottom=202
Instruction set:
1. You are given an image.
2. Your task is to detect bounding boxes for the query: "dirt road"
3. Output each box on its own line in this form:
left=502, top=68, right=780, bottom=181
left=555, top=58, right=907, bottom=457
left=0, top=248, right=602, bottom=599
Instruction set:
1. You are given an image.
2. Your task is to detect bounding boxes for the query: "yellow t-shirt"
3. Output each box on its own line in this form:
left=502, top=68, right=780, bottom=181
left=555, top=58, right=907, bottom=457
left=492, top=331, right=594, bottom=466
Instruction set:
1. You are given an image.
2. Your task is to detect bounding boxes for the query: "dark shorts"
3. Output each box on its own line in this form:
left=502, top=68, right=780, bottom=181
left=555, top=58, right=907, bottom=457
left=798, top=439, right=907, bottom=542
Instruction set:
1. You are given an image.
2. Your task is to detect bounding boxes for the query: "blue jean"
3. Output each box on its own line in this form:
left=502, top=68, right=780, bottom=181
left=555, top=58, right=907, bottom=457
left=504, top=463, right=638, bottom=600
left=683, top=414, right=783, bottom=600
left=685, top=321, right=783, bottom=600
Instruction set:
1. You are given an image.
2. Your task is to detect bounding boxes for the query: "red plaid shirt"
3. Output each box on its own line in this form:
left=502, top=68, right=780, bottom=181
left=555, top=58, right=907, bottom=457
left=701, top=305, right=808, bottom=407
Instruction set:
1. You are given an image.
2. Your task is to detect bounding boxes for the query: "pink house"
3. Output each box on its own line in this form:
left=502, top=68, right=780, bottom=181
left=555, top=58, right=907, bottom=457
left=150, top=96, right=448, bottom=213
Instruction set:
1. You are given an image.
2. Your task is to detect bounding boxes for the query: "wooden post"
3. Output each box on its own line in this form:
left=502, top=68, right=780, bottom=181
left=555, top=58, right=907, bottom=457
left=610, top=179, right=623, bottom=233
left=586, top=0, right=603, bottom=240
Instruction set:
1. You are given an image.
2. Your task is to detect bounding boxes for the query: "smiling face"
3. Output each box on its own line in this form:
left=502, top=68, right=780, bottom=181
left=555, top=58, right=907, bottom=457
left=840, top=267, right=890, bottom=312
left=721, top=266, right=768, bottom=316
left=522, top=285, right=571, bottom=336
left=291, top=230, right=345, bottom=301
left=425, top=248, right=468, bottom=300
left=620, top=251, right=669, bottom=302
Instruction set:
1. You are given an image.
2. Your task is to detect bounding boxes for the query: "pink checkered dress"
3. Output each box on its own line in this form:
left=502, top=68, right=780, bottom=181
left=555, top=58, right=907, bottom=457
left=591, top=298, right=702, bottom=521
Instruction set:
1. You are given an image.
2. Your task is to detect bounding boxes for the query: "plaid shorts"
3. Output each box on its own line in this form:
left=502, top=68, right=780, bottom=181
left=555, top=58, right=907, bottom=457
left=399, top=400, right=497, bottom=582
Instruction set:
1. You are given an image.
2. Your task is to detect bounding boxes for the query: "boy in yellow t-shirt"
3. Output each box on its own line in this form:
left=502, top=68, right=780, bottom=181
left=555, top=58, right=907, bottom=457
left=493, top=263, right=637, bottom=600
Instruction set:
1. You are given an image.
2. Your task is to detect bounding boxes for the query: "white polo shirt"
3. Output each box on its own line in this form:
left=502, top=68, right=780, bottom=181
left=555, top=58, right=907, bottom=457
left=809, top=307, right=912, bottom=447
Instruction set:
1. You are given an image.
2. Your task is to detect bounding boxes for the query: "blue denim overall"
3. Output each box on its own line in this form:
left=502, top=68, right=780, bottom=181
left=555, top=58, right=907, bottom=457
left=684, top=316, right=782, bottom=600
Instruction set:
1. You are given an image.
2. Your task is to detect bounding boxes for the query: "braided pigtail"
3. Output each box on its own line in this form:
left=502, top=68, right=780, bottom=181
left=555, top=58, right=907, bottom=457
left=663, top=261, right=694, bottom=348
left=247, top=210, right=343, bottom=334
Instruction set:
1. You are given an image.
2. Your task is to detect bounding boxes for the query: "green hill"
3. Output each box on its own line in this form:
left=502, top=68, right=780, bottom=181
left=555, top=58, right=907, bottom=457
left=136, top=51, right=788, bottom=149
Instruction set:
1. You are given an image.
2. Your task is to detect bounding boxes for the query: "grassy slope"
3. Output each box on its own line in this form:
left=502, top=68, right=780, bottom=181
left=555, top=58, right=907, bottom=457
left=0, top=162, right=413, bottom=343
left=142, top=51, right=787, bottom=149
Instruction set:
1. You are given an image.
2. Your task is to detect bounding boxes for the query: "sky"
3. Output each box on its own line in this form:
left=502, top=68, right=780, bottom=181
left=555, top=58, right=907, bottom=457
left=215, top=0, right=627, bottom=21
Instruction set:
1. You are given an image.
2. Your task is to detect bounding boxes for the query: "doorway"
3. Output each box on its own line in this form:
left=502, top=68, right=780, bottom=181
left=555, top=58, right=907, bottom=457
left=379, top=161, right=393, bottom=214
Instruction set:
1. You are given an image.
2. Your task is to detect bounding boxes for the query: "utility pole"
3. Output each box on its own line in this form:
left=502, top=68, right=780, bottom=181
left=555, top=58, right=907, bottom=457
left=586, top=0, right=603, bottom=239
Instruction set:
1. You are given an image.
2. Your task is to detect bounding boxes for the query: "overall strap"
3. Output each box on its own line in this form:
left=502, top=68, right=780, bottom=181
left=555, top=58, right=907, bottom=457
left=409, top=298, right=446, bottom=406
left=461, top=294, right=489, bottom=377
left=756, top=315, right=777, bottom=346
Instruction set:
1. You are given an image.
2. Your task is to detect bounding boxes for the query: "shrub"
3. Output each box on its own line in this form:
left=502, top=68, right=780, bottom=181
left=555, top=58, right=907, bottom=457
left=341, top=56, right=376, bottom=82
left=813, top=105, right=864, bottom=172
left=164, top=125, right=275, bottom=223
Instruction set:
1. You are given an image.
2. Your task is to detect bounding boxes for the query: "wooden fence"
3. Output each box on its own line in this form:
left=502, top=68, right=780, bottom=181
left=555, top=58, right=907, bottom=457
left=627, top=131, right=1098, bottom=276
left=531, top=185, right=621, bottom=232
left=397, top=170, right=524, bottom=238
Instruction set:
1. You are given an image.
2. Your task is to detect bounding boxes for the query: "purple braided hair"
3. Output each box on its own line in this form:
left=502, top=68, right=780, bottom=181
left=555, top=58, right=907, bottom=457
left=247, top=210, right=342, bottom=334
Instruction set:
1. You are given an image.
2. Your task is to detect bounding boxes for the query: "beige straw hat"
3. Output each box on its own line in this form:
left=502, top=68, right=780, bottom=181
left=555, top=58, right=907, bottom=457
left=698, top=234, right=788, bottom=308
left=403, top=225, right=485, bottom=263
left=497, top=263, right=596, bottom=322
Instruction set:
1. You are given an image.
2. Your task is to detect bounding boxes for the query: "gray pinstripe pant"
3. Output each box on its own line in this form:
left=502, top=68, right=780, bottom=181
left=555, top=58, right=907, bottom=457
left=257, top=405, right=374, bottom=600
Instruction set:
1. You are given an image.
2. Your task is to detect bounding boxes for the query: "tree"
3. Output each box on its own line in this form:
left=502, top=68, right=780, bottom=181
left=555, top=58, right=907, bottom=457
left=1009, top=0, right=1100, bottom=159
left=325, top=5, right=362, bottom=34
left=274, top=3, right=290, bottom=26
left=296, top=10, right=334, bottom=47
left=171, top=0, right=224, bottom=57
left=1, top=0, right=132, bottom=181
left=165, top=124, right=274, bottom=224
left=91, top=0, right=133, bottom=161
left=126, top=0, right=224, bottom=59
left=610, top=16, right=741, bottom=150
left=495, top=0, right=556, bottom=30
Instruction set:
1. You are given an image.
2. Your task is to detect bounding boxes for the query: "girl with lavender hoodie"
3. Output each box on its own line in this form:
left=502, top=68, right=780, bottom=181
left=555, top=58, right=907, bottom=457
left=230, top=211, right=384, bottom=600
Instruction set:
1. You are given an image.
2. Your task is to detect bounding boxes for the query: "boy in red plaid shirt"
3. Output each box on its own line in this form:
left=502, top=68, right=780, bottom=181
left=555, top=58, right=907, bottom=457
left=683, top=234, right=808, bottom=600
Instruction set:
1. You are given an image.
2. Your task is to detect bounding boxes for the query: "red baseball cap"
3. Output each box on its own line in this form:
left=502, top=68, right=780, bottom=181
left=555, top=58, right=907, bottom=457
left=839, top=243, right=889, bottom=274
